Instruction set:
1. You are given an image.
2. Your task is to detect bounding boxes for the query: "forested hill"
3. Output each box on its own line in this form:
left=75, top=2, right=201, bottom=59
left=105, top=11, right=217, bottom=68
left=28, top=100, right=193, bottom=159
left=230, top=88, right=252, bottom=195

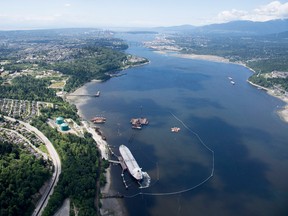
left=0, top=28, right=148, bottom=93
left=0, top=29, right=147, bottom=215
left=162, top=19, right=288, bottom=91
left=52, top=46, right=127, bottom=92
left=0, top=139, right=51, bottom=216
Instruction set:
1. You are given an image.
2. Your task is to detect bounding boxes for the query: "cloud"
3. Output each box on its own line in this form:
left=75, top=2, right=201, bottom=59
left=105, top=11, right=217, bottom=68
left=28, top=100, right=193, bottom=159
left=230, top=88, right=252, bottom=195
left=216, top=1, right=288, bottom=23
left=217, top=9, right=248, bottom=22
left=254, top=1, right=288, bottom=18
left=65, top=3, right=71, bottom=7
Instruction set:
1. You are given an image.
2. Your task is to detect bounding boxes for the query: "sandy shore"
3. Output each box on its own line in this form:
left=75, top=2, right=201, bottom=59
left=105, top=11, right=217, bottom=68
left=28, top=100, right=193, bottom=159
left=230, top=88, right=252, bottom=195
left=247, top=80, right=288, bottom=122
left=173, top=53, right=230, bottom=63
left=66, top=83, right=126, bottom=216
left=154, top=50, right=230, bottom=63
left=65, top=84, right=91, bottom=110
left=100, top=167, right=127, bottom=216
left=82, top=118, right=127, bottom=216
left=247, top=80, right=270, bottom=91
left=278, top=106, right=288, bottom=122
left=82, top=121, right=109, bottom=160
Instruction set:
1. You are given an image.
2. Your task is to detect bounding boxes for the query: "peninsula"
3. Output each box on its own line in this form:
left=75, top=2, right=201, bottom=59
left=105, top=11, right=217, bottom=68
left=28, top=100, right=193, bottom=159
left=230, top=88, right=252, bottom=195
left=0, top=28, right=148, bottom=216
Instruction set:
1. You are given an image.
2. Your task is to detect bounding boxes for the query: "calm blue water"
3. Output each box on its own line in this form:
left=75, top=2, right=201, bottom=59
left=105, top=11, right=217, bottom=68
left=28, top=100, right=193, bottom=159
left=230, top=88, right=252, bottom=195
left=73, top=33, right=288, bottom=216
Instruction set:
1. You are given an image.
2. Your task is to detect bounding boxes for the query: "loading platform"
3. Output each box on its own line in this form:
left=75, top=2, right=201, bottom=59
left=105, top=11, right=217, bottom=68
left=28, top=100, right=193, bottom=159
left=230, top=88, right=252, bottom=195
left=109, top=156, right=127, bottom=171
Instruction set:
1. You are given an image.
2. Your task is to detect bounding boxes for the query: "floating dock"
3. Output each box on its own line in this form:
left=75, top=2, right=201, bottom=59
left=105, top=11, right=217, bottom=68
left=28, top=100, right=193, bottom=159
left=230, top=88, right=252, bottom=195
left=171, top=127, right=181, bottom=132
left=130, top=117, right=148, bottom=129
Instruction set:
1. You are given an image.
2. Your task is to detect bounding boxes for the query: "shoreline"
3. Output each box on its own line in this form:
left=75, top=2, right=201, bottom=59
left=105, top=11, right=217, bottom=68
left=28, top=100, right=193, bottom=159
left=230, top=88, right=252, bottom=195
left=65, top=46, right=288, bottom=215
left=155, top=49, right=288, bottom=123
left=64, top=59, right=152, bottom=216
left=100, top=167, right=127, bottom=216
left=247, top=80, right=288, bottom=122
left=154, top=50, right=230, bottom=63
left=67, top=80, right=126, bottom=216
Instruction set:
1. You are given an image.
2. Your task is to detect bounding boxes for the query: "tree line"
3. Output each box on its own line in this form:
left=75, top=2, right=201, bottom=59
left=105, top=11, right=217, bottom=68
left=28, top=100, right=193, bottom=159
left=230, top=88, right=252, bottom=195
left=249, top=74, right=288, bottom=91
left=174, top=34, right=288, bottom=73
left=0, top=139, right=51, bottom=216
left=51, top=46, right=128, bottom=92
left=32, top=116, right=105, bottom=216
left=0, top=73, right=106, bottom=215
left=0, top=75, right=62, bottom=103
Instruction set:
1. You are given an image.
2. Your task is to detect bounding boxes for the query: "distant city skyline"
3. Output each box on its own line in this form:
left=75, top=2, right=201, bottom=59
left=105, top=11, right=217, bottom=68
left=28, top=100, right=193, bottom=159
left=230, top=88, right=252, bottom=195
left=0, top=0, right=288, bottom=30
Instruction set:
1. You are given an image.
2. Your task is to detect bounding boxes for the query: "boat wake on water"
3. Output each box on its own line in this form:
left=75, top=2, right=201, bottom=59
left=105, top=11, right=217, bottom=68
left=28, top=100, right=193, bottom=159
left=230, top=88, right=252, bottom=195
left=115, top=112, right=215, bottom=198
left=138, top=172, right=151, bottom=188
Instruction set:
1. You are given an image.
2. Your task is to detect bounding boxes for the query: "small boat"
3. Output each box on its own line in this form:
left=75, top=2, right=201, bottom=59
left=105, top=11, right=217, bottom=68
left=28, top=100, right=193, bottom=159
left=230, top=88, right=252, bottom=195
left=230, top=81, right=235, bottom=85
left=171, top=127, right=181, bottom=132
left=95, top=91, right=100, bottom=97
left=228, top=76, right=233, bottom=80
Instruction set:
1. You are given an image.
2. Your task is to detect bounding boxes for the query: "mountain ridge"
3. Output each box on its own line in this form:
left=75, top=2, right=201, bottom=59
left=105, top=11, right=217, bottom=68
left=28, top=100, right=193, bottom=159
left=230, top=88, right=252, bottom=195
left=156, top=19, right=288, bottom=35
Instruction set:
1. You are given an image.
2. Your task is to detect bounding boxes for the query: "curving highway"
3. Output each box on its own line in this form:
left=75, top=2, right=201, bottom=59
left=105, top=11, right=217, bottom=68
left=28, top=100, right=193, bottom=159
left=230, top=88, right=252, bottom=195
left=3, top=116, right=61, bottom=216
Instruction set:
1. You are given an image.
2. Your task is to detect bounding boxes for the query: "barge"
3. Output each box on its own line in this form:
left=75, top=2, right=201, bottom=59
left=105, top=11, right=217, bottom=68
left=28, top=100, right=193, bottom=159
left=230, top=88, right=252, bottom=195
left=91, top=116, right=106, bottom=124
left=130, top=117, right=148, bottom=129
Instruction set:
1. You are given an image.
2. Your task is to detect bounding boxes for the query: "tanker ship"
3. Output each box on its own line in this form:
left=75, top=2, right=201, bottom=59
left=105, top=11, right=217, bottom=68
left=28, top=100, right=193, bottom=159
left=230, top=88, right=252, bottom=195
left=119, top=145, right=143, bottom=181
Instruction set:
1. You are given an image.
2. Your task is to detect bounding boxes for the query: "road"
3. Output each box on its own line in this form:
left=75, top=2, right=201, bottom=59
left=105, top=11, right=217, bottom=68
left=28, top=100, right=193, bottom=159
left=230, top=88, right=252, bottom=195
left=3, top=116, right=61, bottom=216
left=0, top=127, right=48, bottom=160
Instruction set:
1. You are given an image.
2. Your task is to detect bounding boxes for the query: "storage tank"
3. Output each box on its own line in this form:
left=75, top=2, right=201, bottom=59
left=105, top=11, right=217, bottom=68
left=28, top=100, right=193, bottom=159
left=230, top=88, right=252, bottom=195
left=56, top=117, right=64, bottom=124
left=60, top=122, right=69, bottom=131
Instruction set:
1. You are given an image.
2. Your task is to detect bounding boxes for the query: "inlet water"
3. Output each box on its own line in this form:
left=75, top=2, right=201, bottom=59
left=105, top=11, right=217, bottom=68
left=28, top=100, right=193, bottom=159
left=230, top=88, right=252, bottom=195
left=73, top=33, right=288, bottom=216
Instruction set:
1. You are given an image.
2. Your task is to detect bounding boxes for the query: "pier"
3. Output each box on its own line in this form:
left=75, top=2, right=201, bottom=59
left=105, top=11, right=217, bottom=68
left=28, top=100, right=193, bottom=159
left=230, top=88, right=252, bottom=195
left=108, top=154, right=129, bottom=188
left=68, top=91, right=101, bottom=97
left=108, top=156, right=127, bottom=171
left=118, top=156, right=128, bottom=170
left=101, top=193, right=124, bottom=199
left=108, top=160, right=120, bottom=164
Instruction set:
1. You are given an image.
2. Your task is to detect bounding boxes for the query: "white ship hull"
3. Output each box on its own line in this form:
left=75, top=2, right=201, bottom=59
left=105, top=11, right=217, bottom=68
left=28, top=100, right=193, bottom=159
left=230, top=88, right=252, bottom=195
left=119, top=145, right=143, bottom=181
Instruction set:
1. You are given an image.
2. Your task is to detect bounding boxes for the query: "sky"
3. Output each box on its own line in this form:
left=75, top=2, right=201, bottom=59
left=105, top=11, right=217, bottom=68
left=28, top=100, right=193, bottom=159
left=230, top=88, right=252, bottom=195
left=0, top=0, right=287, bottom=30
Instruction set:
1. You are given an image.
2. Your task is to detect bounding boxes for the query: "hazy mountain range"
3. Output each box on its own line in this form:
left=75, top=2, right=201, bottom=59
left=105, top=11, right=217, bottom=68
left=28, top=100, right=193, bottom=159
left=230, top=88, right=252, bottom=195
left=1, top=19, right=287, bottom=37
left=155, top=19, right=288, bottom=35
